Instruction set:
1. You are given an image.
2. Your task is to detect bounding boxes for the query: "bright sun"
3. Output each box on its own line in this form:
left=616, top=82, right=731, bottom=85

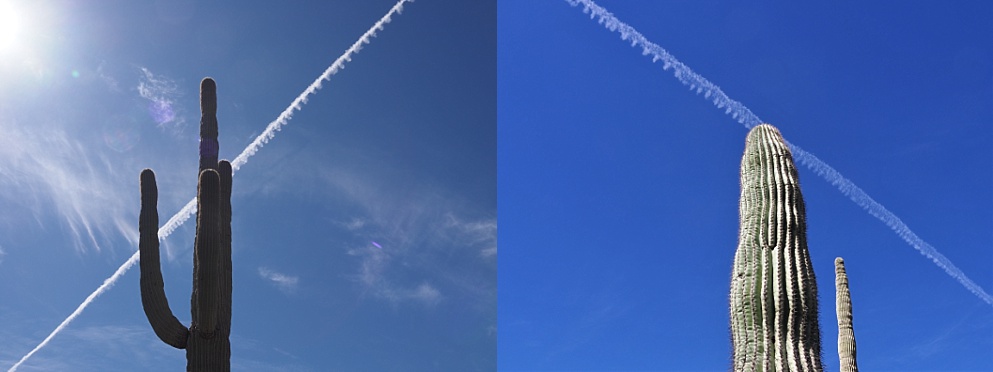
left=0, top=2, right=23, bottom=53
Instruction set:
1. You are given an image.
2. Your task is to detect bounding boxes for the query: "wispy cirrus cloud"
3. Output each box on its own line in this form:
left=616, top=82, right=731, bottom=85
left=341, top=217, right=367, bottom=231
left=258, top=267, right=300, bottom=294
left=0, top=121, right=138, bottom=254
left=318, top=164, right=496, bottom=309
left=444, top=213, right=497, bottom=259
left=345, top=245, right=441, bottom=306
left=137, top=67, right=184, bottom=133
left=383, top=282, right=442, bottom=306
left=1, top=323, right=178, bottom=371
left=96, top=62, right=121, bottom=92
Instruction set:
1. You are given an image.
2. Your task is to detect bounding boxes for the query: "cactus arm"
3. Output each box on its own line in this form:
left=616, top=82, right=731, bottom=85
left=138, top=169, right=190, bottom=349
left=218, top=160, right=233, bottom=336
left=730, top=124, right=823, bottom=372
left=835, top=257, right=859, bottom=372
left=193, top=169, right=221, bottom=337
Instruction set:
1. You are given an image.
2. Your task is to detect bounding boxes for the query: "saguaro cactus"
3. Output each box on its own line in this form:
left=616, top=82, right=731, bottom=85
left=730, top=124, right=823, bottom=371
left=834, top=257, right=858, bottom=372
left=139, top=77, right=233, bottom=371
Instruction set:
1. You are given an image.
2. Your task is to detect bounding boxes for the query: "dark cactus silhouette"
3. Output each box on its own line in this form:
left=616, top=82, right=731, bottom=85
left=139, top=77, right=233, bottom=371
left=730, top=124, right=823, bottom=371
left=834, top=257, right=858, bottom=372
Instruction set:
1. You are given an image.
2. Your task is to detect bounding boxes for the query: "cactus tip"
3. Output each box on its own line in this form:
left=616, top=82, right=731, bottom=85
left=200, top=78, right=217, bottom=116
left=198, top=169, right=220, bottom=190
left=201, top=77, right=216, bottom=90
left=140, top=169, right=157, bottom=193
left=218, top=160, right=232, bottom=173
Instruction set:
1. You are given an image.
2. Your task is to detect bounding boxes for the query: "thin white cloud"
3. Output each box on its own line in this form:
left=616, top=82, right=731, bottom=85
left=258, top=267, right=300, bottom=294
left=96, top=62, right=120, bottom=92
left=375, top=282, right=442, bottom=307
left=137, top=67, right=184, bottom=132
left=341, top=217, right=367, bottom=231
left=409, top=282, right=442, bottom=305
left=312, top=165, right=494, bottom=309
left=0, top=122, right=138, bottom=254
left=443, top=213, right=497, bottom=259
left=0, top=244, right=5, bottom=266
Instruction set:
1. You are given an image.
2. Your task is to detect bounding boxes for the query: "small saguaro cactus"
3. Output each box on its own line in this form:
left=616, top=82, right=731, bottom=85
left=730, top=124, right=823, bottom=372
left=835, top=257, right=858, bottom=372
left=139, top=77, right=233, bottom=371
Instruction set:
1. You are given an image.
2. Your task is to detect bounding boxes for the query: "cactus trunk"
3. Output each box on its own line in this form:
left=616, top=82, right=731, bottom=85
left=730, top=124, right=823, bottom=372
left=834, top=257, right=858, bottom=372
left=139, top=77, right=232, bottom=371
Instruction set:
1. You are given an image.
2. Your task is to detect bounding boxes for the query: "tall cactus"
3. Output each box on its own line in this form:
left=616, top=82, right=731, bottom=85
left=730, top=124, right=823, bottom=371
left=834, top=257, right=858, bottom=372
left=139, top=77, right=233, bottom=371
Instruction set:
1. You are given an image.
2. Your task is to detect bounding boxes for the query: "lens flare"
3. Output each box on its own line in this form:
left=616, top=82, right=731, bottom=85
left=102, top=114, right=141, bottom=152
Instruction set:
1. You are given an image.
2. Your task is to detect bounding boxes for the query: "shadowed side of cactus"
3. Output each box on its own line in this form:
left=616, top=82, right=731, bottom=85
left=835, top=257, right=858, bottom=372
left=730, top=124, right=823, bottom=372
left=139, top=77, right=232, bottom=371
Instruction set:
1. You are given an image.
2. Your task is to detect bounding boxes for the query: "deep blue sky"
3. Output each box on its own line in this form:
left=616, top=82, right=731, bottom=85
left=499, top=1, right=991, bottom=371
left=0, top=0, right=495, bottom=370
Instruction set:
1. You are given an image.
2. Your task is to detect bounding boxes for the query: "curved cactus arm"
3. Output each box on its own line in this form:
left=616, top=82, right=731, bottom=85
left=138, top=169, right=190, bottom=349
left=730, top=124, right=823, bottom=372
left=835, top=257, right=859, bottom=372
left=193, top=169, right=221, bottom=337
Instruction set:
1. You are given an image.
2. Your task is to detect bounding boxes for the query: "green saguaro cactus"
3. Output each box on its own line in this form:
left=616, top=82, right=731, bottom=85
left=730, top=124, right=823, bottom=372
left=835, top=257, right=858, bottom=372
left=139, top=77, right=233, bottom=371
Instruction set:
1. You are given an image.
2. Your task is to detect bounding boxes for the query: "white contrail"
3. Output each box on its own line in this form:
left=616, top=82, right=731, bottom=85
left=565, top=0, right=993, bottom=307
left=230, top=0, right=411, bottom=171
left=7, top=1, right=413, bottom=370
left=564, top=0, right=762, bottom=130
left=789, top=147, right=993, bottom=306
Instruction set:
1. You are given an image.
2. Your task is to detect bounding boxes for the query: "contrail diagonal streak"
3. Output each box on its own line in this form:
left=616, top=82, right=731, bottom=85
left=565, top=0, right=993, bottom=307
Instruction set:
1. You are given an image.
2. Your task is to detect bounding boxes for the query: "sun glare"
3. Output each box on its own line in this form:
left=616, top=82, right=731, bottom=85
left=0, top=2, right=23, bottom=53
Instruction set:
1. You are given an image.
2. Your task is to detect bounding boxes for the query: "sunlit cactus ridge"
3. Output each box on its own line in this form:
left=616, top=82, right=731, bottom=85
left=835, top=258, right=859, bottom=372
left=730, top=124, right=823, bottom=371
left=139, top=77, right=233, bottom=371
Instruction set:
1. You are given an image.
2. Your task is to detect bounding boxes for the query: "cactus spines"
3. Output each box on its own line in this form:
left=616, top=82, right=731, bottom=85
left=139, top=77, right=232, bottom=371
left=834, top=257, right=858, bottom=372
left=730, top=124, right=823, bottom=372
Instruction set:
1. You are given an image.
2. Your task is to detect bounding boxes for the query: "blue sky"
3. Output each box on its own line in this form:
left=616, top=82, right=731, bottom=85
left=499, top=1, right=991, bottom=371
left=0, top=0, right=495, bottom=371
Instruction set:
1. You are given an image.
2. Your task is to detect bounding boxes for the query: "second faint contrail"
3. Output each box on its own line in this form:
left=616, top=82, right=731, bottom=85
left=565, top=0, right=993, bottom=307
left=7, top=1, right=413, bottom=370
